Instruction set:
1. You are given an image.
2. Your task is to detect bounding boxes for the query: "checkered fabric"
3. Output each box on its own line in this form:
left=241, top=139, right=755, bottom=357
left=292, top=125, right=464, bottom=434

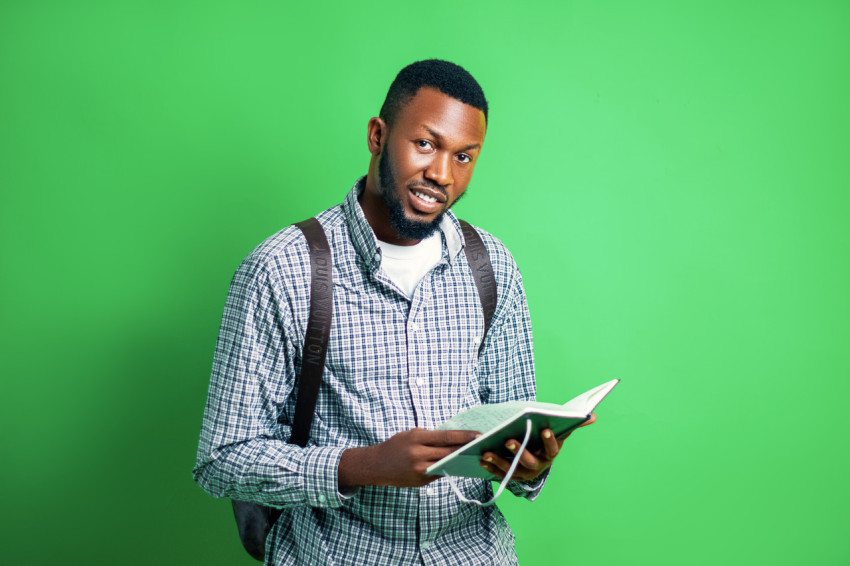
left=194, top=177, right=544, bottom=565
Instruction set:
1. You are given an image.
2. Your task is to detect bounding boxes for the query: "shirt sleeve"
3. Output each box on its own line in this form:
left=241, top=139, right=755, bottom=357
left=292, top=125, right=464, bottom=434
left=476, top=250, right=547, bottom=500
left=192, top=250, right=357, bottom=509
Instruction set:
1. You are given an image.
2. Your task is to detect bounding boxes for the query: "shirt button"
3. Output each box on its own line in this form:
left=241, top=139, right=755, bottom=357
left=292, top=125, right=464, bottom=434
left=415, top=377, right=424, bottom=387
left=473, top=335, right=481, bottom=346
left=318, top=494, right=326, bottom=503
left=421, top=541, right=431, bottom=550
left=410, top=322, right=419, bottom=332
left=426, top=487, right=435, bottom=496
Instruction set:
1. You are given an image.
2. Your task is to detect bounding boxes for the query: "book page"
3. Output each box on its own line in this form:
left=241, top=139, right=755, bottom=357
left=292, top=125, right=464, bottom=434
left=561, top=379, right=620, bottom=413
left=436, top=401, right=529, bottom=432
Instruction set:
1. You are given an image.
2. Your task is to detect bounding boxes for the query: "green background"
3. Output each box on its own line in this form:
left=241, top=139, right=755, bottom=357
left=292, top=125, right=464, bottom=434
left=2, top=1, right=848, bottom=564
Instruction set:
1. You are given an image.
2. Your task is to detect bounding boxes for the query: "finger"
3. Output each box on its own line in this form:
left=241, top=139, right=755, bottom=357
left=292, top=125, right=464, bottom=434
left=505, top=440, right=543, bottom=472
left=423, top=429, right=481, bottom=446
left=418, top=445, right=473, bottom=464
left=482, top=451, right=540, bottom=483
left=540, top=428, right=560, bottom=461
left=578, top=413, right=597, bottom=428
left=481, top=451, right=514, bottom=475
left=480, top=460, right=505, bottom=479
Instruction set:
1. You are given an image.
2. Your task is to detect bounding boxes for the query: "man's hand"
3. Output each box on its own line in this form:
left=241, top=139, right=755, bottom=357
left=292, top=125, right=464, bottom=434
left=339, top=428, right=479, bottom=489
left=479, top=413, right=597, bottom=482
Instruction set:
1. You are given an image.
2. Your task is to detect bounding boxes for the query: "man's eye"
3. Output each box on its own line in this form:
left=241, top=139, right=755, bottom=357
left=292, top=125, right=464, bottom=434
left=417, top=140, right=433, bottom=150
left=458, top=154, right=472, bottom=163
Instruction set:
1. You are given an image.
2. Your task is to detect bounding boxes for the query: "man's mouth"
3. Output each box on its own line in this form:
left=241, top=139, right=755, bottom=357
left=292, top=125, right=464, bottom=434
left=409, top=185, right=447, bottom=214
left=413, top=190, right=438, bottom=203
left=408, top=185, right=447, bottom=214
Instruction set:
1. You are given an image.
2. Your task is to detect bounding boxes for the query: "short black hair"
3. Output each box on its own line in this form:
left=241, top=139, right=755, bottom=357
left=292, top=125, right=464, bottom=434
left=379, top=59, right=488, bottom=127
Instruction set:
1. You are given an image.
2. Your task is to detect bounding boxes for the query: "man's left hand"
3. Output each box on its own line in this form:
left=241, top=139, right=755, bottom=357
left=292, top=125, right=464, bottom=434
left=479, top=413, right=597, bottom=482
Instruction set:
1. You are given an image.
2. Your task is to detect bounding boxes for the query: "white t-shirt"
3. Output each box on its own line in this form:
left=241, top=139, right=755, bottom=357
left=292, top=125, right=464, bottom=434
left=376, top=232, right=442, bottom=298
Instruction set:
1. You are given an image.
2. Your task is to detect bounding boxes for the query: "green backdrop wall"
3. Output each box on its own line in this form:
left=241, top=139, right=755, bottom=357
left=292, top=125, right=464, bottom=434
left=2, top=1, right=848, bottom=564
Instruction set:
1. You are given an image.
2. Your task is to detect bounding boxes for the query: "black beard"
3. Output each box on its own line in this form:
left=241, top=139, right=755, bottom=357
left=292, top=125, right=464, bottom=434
left=378, top=146, right=444, bottom=241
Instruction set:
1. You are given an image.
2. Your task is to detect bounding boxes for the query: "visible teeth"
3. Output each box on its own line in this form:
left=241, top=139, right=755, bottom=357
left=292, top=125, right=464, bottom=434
left=414, top=191, right=437, bottom=203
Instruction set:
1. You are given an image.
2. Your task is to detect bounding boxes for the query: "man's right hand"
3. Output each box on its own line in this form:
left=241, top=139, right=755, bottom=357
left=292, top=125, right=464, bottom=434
left=338, top=428, right=479, bottom=489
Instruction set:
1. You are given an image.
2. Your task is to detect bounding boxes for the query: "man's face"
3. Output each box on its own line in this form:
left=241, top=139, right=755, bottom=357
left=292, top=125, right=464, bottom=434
left=375, top=87, right=487, bottom=240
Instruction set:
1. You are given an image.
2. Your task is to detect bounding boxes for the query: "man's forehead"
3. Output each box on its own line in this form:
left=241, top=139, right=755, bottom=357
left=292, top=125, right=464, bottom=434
left=398, top=87, right=487, bottom=141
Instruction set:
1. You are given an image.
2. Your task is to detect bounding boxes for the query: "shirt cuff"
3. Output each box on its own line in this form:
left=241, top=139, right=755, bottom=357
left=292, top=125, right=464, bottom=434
left=508, top=467, right=549, bottom=500
left=300, top=446, right=359, bottom=508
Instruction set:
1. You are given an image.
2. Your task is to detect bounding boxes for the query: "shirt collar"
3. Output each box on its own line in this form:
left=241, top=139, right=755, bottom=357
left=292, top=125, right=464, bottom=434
left=342, top=176, right=465, bottom=273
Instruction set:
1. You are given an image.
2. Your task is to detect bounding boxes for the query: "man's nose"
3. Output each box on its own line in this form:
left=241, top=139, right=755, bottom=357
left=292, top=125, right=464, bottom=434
left=425, top=152, right=452, bottom=186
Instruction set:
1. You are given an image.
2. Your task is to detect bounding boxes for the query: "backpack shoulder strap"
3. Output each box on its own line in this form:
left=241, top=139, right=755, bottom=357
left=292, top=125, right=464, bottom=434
left=457, top=219, right=497, bottom=352
left=237, top=218, right=332, bottom=562
left=288, top=217, right=333, bottom=448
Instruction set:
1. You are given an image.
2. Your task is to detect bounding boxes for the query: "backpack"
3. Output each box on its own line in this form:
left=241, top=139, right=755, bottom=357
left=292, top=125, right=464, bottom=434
left=231, top=217, right=497, bottom=561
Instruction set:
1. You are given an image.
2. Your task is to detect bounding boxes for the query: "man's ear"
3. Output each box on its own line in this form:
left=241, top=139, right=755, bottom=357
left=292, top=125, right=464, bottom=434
left=367, top=117, right=387, bottom=156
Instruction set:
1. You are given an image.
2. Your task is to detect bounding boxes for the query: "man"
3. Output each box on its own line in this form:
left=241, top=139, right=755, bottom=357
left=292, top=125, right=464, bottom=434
left=194, top=59, right=587, bottom=565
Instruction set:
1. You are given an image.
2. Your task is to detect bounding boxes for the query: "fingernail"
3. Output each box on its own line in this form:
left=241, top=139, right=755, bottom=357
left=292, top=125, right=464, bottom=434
left=485, top=456, right=493, bottom=463
left=543, top=430, right=552, bottom=439
left=480, top=462, right=488, bottom=468
left=508, top=443, right=517, bottom=453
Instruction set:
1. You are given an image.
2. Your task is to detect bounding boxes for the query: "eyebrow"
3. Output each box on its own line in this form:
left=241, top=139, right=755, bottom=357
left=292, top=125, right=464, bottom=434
left=423, top=126, right=481, bottom=152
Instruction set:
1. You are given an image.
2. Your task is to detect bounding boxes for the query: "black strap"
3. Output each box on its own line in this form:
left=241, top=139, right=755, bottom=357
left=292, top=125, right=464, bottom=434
left=234, top=218, right=333, bottom=562
left=288, top=218, right=334, bottom=447
left=458, top=219, right=497, bottom=352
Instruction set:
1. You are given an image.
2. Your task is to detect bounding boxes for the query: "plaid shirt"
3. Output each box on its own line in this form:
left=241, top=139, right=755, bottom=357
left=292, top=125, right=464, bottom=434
left=194, top=178, right=543, bottom=565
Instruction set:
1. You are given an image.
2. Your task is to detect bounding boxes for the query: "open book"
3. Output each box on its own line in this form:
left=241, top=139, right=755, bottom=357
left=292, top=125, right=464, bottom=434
left=426, top=379, right=620, bottom=479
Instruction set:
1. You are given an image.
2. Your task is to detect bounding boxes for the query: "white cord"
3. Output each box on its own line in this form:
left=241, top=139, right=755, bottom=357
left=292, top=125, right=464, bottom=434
left=443, top=418, right=534, bottom=507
